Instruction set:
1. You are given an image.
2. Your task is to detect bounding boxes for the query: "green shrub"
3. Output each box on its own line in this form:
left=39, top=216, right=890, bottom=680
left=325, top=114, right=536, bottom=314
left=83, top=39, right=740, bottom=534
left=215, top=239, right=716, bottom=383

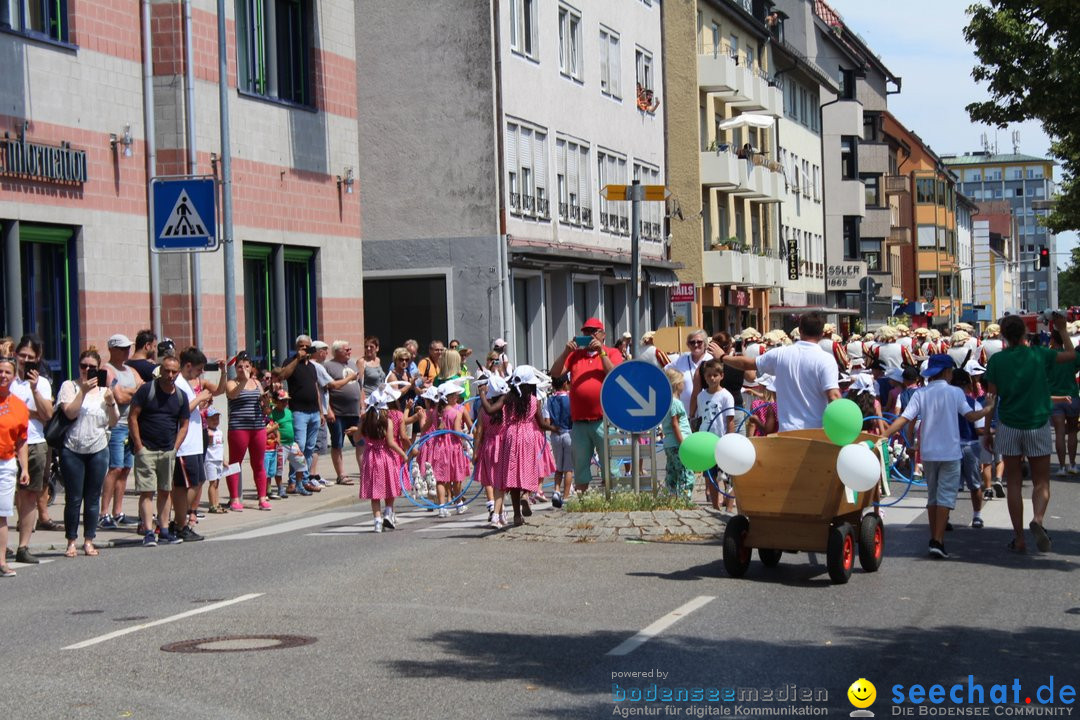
left=564, top=488, right=694, bottom=513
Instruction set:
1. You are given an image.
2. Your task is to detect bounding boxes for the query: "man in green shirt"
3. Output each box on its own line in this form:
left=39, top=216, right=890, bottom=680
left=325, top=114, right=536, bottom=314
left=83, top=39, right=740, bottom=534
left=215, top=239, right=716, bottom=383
left=985, top=314, right=1075, bottom=553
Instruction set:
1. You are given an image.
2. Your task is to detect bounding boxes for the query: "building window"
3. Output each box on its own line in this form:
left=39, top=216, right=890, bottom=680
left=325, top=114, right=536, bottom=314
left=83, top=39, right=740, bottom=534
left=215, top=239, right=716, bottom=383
left=843, top=216, right=860, bottom=260
left=915, top=178, right=936, bottom=204
left=599, top=27, right=621, bottom=99
left=1, top=0, right=69, bottom=43
left=1008, top=167, right=1023, bottom=180
left=597, top=149, right=628, bottom=235
left=513, top=274, right=545, bottom=367
left=963, top=169, right=982, bottom=182
left=556, top=137, right=592, bottom=228
left=558, top=5, right=582, bottom=80
left=242, top=243, right=317, bottom=368
left=839, top=67, right=855, bottom=100
left=505, top=120, right=550, bottom=220
left=635, top=48, right=653, bottom=92
left=633, top=160, right=662, bottom=241
left=235, top=0, right=312, bottom=106
left=509, top=0, right=538, bottom=59
left=861, top=174, right=881, bottom=208
left=840, top=136, right=857, bottom=180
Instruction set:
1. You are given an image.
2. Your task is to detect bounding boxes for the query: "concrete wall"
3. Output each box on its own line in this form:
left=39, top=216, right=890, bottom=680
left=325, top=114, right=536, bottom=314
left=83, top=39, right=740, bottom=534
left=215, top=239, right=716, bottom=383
left=355, top=0, right=504, bottom=356
left=777, top=116, right=825, bottom=297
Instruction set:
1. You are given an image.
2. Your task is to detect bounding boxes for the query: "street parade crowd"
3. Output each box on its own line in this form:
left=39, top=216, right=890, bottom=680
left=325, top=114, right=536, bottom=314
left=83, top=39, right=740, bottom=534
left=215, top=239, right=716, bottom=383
left=0, top=311, right=1073, bottom=576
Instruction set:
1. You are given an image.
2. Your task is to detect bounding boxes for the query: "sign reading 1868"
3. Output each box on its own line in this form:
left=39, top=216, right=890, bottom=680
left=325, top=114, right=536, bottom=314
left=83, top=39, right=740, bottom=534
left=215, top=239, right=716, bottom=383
left=1, top=128, right=88, bottom=184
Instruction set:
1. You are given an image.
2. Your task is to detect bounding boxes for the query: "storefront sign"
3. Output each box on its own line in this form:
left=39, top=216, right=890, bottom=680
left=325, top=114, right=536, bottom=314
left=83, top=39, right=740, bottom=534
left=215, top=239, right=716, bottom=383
left=727, top=289, right=749, bottom=307
left=670, top=282, right=695, bottom=303
left=1, top=128, right=88, bottom=184
left=826, top=263, right=864, bottom=291
left=786, top=239, right=799, bottom=281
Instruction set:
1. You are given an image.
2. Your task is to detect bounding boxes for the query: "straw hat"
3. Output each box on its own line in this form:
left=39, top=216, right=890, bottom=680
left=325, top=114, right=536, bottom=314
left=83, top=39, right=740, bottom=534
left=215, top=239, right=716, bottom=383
left=895, top=324, right=909, bottom=334
left=951, top=330, right=970, bottom=345
left=789, top=328, right=801, bottom=340
left=929, top=329, right=942, bottom=340
left=876, top=325, right=898, bottom=341
left=823, top=323, right=835, bottom=335
left=913, top=327, right=930, bottom=337
left=740, top=327, right=762, bottom=341
left=863, top=332, right=875, bottom=342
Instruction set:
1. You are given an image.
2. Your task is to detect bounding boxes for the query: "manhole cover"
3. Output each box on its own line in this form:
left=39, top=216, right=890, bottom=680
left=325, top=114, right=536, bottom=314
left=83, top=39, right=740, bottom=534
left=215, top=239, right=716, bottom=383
left=161, top=634, right=316, bottom=653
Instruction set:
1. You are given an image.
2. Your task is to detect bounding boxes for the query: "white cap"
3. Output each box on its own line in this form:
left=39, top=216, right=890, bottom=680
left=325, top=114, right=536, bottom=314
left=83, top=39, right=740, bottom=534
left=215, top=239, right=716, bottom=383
left=851, top=374, right=878, bottom=396
left=493, top=338, right=507, bottom=349
left=965, top=360, right=987, bottom=376
left=310, top=340, right=329, bottom=350
left=107, top=333, right=133, bottom=349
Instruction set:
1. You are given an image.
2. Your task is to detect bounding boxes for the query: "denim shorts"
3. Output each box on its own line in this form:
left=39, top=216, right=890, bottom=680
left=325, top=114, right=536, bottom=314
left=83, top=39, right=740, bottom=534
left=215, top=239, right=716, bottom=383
left=959, top=442, right=981, bottom=492
left=1051, top=397, right=1080, bottom=418
left=330, top=416, right=362, bottom=449
left=923, top=459, right=961, bottom=509
left=108, top=423, right=134, bottom=469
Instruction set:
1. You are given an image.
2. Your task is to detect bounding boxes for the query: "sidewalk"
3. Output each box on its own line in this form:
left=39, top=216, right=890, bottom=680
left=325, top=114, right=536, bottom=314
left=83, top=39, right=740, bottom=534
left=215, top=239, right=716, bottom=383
left=7, top=452, right=365, bottom=555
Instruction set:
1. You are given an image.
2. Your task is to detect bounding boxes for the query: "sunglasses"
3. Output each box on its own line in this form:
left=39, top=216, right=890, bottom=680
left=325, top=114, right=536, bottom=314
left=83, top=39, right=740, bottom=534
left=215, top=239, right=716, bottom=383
left=688, top=340, right=705, bottom=346
left=80, top=362, right=99, bottom=370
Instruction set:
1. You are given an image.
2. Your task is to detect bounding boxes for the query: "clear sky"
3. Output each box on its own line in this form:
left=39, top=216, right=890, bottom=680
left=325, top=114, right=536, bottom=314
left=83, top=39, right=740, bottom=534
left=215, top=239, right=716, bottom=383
left=828, top=0, right=1077, bottom=271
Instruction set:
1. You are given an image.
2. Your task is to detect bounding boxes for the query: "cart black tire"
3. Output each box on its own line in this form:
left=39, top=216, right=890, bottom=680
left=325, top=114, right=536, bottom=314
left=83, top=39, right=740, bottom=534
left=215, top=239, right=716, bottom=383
left=758, top=548, right=783, bottom=567
left=723, top=515, right=752, bottom=578
left=826, top=523, right=855, bottom=584
left=858, top=513, right=884, bottom=572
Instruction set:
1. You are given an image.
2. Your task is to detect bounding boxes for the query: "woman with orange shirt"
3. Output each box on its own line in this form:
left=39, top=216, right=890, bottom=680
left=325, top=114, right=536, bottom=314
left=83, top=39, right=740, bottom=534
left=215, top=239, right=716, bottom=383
left=0, top=356, right=31, bottom=577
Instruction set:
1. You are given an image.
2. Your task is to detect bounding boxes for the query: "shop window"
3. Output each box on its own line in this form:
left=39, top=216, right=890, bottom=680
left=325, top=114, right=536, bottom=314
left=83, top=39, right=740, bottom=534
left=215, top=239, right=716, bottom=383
left=514, top=274, right=545, bottom=367
left=235, top=0, right=312, bottom=106
left=1, top=0, right=69, bottom=44
left=242, top=243, right=317, bottom=368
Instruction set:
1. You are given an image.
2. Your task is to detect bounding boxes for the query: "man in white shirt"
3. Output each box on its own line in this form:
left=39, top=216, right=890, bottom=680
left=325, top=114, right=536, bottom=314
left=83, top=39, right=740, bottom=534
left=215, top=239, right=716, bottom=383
left=883, top=354, right=995, bottom=559
left=665, top=329, right=713, bottom=409
left=171, top=346, right=222, bottom=541
left=722, top=313, right=841, bottom=432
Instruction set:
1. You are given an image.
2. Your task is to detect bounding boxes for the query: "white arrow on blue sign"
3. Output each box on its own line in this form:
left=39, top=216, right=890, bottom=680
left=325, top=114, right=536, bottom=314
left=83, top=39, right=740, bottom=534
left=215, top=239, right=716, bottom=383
left=600, top=360, right=673, bottom=433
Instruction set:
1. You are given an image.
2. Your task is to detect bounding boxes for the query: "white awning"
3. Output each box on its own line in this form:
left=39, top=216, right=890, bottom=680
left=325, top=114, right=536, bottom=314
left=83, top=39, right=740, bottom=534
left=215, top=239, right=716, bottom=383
left=716, top=113, right=775, bottom=131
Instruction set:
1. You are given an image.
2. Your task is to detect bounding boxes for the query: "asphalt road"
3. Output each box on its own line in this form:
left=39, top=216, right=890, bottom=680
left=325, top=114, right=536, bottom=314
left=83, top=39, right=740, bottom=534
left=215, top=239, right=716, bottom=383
left=5, top=474, right=1080, bottom=720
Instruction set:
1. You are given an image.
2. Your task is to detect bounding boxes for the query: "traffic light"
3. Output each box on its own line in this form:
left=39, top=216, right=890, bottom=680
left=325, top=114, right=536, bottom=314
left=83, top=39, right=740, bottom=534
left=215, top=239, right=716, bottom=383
left=1039, top=247, right=1050, bottom=269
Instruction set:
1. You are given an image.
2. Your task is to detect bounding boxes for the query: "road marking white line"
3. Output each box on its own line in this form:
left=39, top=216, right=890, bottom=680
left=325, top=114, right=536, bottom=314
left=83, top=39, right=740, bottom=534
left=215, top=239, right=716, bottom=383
left=207, top=511, right=363, bottom=541
left=63, top=593, right=263, bottom=650
left=605, top=595, right=716, bottom=656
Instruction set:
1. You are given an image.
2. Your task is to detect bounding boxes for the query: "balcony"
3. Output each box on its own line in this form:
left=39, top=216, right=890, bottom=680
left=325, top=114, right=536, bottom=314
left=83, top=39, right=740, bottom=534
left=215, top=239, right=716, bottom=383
left=703, top=246, right=783, bottom=288
left=861, top=207, right=891, bottom=238
left=885, top=175, right=911, bottom=195
left=889, top=226, right=912, bottom=245
left=859, top=141, right=889, bottom=174
left=698, top=42, right=782, bottom=117
left=700, top=149, right=784, bottom=203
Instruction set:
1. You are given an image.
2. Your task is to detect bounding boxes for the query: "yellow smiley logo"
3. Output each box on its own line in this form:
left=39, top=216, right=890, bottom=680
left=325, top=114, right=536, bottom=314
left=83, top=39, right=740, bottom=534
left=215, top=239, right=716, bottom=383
left=848, top=678, right=876, bottom=709
left=846, top=677, right=872, bottom=708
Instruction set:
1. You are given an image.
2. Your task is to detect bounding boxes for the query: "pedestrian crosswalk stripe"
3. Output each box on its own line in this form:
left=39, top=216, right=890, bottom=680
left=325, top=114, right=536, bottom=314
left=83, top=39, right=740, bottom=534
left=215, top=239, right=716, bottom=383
left=160, top=189, right=209, bottom=238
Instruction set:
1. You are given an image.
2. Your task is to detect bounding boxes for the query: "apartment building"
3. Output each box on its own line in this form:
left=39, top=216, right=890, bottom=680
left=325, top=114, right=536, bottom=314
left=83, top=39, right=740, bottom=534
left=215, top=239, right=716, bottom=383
left=943, top=151, right=1058, bottom=311
left=1, top=0, right=363, bottom=376
left=882, top=113, right=960, bottom=329
left=972, top=201, right=1021, bottom=319
left=665, top=0, right=786, bottom=335
left=357, top=0, right=672, bottom=369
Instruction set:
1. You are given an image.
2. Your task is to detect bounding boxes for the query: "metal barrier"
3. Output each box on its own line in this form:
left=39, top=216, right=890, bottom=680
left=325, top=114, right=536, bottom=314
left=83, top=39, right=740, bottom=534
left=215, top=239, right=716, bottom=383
left=599, top=420, right=660, bottom=497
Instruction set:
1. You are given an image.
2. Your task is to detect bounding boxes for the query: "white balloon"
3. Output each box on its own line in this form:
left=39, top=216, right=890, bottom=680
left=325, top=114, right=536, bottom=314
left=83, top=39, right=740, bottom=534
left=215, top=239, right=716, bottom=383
left=713, top=433, right=756, bottom=476
left=836, top=443, right=880, bottom=492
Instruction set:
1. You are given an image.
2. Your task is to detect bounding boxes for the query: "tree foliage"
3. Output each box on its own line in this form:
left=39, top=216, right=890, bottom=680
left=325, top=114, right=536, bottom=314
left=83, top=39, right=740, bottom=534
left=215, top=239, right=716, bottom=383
left=965, top=1, right=1080, bottom=233
left=1057, top=246, right=1080, bottom=307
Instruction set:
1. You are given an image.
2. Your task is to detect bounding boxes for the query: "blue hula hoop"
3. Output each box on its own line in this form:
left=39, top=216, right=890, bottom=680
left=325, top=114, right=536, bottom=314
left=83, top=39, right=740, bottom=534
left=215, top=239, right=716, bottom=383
left=397, top=429, right=485, bottom=510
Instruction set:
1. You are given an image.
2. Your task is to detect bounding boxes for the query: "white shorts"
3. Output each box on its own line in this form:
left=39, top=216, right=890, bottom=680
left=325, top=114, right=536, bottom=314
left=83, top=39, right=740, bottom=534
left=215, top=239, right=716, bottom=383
left=0, top=457, right=16, bottom=518
left=204, top=459, right=225, bottom=482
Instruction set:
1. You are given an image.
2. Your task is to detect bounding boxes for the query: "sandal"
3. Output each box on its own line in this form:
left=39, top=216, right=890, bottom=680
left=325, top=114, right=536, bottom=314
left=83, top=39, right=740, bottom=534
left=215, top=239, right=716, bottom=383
left=83, top=543, right=99, bottom=557
left=1029, top=521, right=1052, bottom=552
left=0, top=566, right=16, bottom=578
left=36, top=519, right=61, bottom=532
left=208, top=505, right=227, bottom=514
left=64, top=546, right=77, bottom=558
left=335, top=477, right=355, bottom=485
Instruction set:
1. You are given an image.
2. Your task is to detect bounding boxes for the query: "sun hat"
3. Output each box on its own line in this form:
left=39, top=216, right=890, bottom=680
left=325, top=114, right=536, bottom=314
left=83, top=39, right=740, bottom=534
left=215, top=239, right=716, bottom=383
left=922, top=354, right=954, bottom=379
left=493, top=338, right=507, bottom=349
left=486, top=373, right=510, bottom=399
left=851, top=374, right=878, bottom=396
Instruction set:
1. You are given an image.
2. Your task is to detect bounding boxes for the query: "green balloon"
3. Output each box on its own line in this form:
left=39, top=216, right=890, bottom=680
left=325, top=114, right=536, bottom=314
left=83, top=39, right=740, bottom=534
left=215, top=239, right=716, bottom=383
left=679, top=431, right=720, bottom=472
left=823, top=398, right=863, bottom=446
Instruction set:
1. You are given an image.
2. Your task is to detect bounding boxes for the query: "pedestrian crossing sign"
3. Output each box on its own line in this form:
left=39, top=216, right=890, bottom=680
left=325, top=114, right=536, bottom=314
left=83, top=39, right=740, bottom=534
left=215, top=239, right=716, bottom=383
left=151, top=177, right=218, bottom=252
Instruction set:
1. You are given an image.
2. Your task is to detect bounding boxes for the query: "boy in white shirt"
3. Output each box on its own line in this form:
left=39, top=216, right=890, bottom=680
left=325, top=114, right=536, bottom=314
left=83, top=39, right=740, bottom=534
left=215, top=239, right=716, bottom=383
left=694, top=359, right=735, bottom=510
left=883, top=355, right=995, bottom=559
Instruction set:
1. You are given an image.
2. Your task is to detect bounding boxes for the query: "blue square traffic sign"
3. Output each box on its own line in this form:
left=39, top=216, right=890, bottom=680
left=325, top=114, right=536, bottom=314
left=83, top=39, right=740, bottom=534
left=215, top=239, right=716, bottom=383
left=600, top=360, right=673, bottom=433
left=151, top=177, right=217, bottom=252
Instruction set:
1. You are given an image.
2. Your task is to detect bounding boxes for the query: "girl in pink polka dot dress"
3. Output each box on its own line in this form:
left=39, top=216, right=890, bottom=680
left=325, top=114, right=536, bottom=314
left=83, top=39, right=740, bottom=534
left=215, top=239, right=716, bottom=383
left=429, top=382, right=471, bottom=518
left=473, top=372, right=511, bottom=526
left=498, top=366, right=556, bottom=527
left=355, top=389, right=407, bottom=533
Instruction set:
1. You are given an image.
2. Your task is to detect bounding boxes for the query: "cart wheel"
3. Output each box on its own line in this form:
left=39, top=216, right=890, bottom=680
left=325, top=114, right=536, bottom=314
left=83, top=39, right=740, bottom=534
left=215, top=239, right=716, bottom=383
left=858, top=513, right=884, bottom=572
left=758, top=548, right=782, bottom=567
left=722, top=515, right=752, bottom=578
left=826, top=523, right=855, bottom=584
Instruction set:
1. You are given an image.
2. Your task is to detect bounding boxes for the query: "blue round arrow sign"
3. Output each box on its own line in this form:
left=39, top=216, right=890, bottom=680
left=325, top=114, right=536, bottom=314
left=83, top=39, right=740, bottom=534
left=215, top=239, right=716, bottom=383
left=600, top=360, right=673, bottom=433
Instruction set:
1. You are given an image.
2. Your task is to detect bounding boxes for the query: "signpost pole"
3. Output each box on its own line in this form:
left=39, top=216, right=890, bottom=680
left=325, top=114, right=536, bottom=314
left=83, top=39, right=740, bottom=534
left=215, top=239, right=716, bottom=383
left=630, top=181, right=642, bottom=494
left=217, top=0, right=237, bottom=371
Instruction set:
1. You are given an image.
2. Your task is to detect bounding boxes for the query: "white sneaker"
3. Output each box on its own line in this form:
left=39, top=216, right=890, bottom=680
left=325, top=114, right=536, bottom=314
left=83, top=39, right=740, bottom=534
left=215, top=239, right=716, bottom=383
left=373, top=517, right=383, bottom=533
left=438, top=507, right=450, bottom=519
left=456, top=502, right=468, bottom=515
left=490, top=515, right=505, bottom=529
left=383, top=510, right=396, bottom=530
left=1070, top=465, right=1079, bottom=475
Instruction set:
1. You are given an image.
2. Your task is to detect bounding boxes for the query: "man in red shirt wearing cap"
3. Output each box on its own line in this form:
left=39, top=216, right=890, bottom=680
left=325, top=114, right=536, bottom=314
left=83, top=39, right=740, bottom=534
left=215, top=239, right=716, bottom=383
left=549, top=317, right=624, bottom=495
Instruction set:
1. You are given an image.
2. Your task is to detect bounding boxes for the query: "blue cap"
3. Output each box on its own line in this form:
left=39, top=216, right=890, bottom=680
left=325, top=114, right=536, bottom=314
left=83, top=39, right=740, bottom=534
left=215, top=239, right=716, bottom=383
left=206, top=407, right=220, bottom=417
left=921, top=354, right=954, bottom=379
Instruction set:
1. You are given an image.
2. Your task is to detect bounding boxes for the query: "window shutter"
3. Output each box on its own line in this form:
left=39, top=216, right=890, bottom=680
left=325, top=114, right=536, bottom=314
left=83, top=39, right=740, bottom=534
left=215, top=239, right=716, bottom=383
left=580, top=146, right=591, bottom=210
left=535, top=133, right=547, bottom=193
left=505, top=122, right=518, bottom=174
left=520, top=128, right=532, bottom=172
left=600, top=32, right=609, bottom=91
left=566, top=142, right=577, bottom=198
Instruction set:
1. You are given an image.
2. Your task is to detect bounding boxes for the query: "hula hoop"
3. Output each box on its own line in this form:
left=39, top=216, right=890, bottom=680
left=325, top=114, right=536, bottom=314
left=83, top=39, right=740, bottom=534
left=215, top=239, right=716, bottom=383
left=396, top=429, right=485, bottom=510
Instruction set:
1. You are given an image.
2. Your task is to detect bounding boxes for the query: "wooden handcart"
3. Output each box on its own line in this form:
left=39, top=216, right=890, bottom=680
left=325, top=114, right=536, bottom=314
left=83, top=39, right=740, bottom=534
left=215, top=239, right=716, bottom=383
left=722, top=429, right=886, bottom=584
